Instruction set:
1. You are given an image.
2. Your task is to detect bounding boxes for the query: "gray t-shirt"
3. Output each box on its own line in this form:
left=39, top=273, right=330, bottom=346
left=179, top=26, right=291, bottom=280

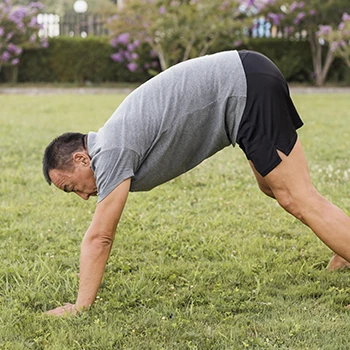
left=87, top=50, right=247, bottom=202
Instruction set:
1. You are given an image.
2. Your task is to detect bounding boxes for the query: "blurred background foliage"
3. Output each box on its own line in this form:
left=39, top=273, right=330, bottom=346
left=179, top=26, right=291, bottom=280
left=0, top=0, right=349, bottom=85
left=1, top=36, right=346, bottom=85
left=13, top=0, right=117, bottom=17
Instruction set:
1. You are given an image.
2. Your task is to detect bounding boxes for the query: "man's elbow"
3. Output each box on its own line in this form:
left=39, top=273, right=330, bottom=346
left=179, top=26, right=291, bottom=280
left=97, top=235, right=114, bottom=247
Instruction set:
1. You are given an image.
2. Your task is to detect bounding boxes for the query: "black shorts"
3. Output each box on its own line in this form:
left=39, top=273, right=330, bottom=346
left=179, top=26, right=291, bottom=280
left=237, top=50, right=304, bottom=177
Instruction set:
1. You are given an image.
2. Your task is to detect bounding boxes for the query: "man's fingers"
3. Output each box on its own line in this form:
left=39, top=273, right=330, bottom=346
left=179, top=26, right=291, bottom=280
left=45, top=303, right=76, bottom=316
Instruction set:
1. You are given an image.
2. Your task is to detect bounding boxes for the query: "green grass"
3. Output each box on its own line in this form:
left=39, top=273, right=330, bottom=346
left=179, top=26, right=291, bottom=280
left=0, top=92, right=350, bottom=349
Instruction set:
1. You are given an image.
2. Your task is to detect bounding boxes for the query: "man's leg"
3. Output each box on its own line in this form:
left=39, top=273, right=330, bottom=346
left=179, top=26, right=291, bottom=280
left=249, top=161, right=275, bottom=199
left=249, top=138, right=350, bottom=266
left=328, top=254, right=350, bottom=271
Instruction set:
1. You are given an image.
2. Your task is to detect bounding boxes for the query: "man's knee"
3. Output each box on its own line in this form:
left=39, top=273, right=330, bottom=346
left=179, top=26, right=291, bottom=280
left=274, top=191, right=305, bottom=222
left=258, top=183, right=275, bottom=199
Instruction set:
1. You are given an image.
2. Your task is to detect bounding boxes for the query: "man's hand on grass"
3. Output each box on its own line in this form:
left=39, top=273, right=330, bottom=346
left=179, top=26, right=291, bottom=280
left=45, top=303, right=77, bottom=317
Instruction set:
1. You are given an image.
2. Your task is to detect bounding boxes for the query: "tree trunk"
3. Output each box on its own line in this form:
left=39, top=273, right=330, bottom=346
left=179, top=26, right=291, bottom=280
left=199, top=34, right=217, bottom=57
left=309, top=31, right=335, bottom=86
left=151, top=41, right=168, bottom=71
left=182, top=36, right=196, bottom=62
left=156, top=48, right=168, bottom=71
left=320, top=48, right=335, bottom=85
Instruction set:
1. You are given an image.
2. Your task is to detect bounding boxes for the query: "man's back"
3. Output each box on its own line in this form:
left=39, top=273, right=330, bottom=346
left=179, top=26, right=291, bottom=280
left=88, top=50, right=247, bottom=201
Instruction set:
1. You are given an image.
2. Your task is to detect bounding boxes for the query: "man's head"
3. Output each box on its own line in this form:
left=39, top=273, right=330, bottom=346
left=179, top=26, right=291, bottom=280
left=43, top=132, right=97, bottom=200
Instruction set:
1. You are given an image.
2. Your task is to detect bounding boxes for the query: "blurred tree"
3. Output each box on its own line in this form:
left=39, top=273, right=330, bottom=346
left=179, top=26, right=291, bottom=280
left=317, top=12, right=350, bottom=69
left=13, top=0, right=118, bottom=16
left=257, top=0, right=350, bottom=86
left=107, top=0, right=249, bottom=71
left=0, top=0, right=48, bottom=77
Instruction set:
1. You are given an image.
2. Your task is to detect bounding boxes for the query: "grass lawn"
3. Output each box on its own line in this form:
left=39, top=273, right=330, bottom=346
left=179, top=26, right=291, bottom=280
left=0, top=92, right=350, bottom=349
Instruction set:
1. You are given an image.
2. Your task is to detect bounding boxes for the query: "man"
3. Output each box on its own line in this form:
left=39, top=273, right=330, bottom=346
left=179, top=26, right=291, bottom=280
left=43, top=50, right=350, bottom=316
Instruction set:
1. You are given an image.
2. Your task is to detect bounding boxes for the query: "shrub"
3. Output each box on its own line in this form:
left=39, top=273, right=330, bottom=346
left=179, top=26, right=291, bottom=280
left=15, top=37, right=151, bottom=84
left=0, top=36, right=349, bottom=85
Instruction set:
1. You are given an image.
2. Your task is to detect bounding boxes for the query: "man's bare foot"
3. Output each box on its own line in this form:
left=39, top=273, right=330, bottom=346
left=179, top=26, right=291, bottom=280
left=328, top=254, right=350, bottom=271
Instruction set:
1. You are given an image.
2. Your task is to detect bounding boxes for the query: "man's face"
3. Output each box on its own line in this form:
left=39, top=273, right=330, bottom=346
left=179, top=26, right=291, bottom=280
left=49, top=152, right=97, bottom=200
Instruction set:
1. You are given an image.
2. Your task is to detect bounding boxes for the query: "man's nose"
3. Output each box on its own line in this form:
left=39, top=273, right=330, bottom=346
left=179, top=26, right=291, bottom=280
left=76, top=192, right=89, bottom=200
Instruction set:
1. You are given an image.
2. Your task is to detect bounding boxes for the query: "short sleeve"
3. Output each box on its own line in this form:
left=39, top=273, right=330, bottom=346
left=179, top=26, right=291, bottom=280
left=90, top=148, right=139, bottom=202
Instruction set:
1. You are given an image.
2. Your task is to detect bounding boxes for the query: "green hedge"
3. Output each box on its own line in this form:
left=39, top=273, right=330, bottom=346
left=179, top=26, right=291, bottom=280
left=1, top=37, right=151, bottom=84
left=236, top=39, right=313, bottom=82
left=0, top=36, right=349, bottom=84
left=220, top=38, right=350, bottom=84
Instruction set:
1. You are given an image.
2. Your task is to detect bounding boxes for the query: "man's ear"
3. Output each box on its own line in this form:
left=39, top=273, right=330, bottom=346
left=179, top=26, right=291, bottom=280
left=72, top=152, right=91, bottom=167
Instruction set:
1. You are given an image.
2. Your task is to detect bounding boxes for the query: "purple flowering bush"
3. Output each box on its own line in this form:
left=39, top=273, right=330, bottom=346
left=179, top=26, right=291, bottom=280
left=108, top=0, right=249, bottom=72
left=257, top=0, right=350, bottom=85
left=0, top=0, right=47, bottom=73
left=109, top=31, right=159, bottom=74
left=317, top=13, right=350, bottom=69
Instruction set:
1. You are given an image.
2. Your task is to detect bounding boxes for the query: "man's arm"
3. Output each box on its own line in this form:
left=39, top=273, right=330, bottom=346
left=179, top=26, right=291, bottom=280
left=46, top=178, right=131, bottom=316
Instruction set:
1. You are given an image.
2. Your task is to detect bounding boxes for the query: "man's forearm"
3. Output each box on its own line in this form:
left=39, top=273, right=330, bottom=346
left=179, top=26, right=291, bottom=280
left=73, top=179, right=130, bottom=312
left=75, top=238, right=112, bottom=310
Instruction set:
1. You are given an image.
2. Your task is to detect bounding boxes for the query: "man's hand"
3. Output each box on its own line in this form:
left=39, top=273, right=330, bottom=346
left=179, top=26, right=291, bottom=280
left=45, top=179, right=131, bottom=316
left=45, top=303, right=77, bottom=317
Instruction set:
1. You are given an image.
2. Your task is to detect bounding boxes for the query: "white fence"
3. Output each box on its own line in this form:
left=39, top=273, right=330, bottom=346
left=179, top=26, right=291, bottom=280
left=37, top=12, right=107, bottom=38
